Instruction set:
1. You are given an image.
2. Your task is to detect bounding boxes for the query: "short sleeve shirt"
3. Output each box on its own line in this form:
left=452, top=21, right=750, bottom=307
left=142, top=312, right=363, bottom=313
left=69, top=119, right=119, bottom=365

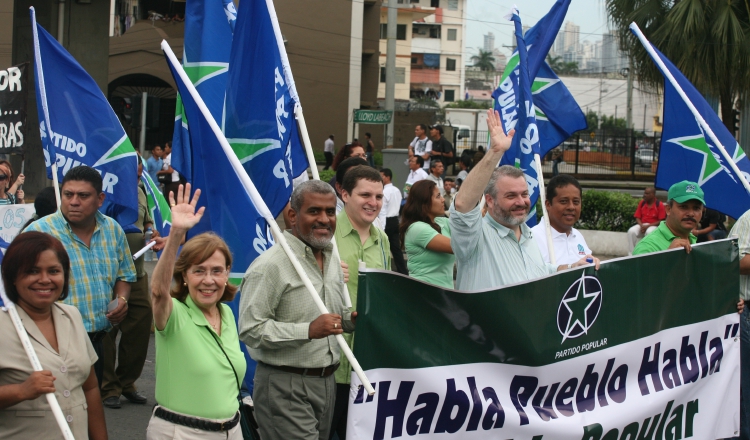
left=155, top=296, right=246, bottom=420
left=634, top=200, right=666, bottom=225
left=405, top=217, right=456, bottom=288
left=410, top=137, right=433, bottom=170
left=531, top=223, right=592, bottom=265
left=731, top=209, right=750, bottom=300
left=633, top=221, right=696, bottom=255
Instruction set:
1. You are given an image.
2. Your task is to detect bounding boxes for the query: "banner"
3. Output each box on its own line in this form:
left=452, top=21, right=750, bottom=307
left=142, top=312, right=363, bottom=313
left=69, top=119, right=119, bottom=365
left=0, top=63, right=28, bottom=154
left=348, top=240, right=740, bottom=439
left=354, top=110, right=393, bottom=124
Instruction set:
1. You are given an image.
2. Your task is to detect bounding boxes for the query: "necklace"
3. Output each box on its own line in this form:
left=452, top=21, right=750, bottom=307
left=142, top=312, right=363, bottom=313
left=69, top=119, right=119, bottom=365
left=204, top=309, right=221, bottom=332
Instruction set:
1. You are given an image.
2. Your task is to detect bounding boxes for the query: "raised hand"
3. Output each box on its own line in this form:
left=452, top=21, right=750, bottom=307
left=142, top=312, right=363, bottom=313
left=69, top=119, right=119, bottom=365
left=486, top=108, right=515, bottom=155
left=168, top=183, right=206, bottom=231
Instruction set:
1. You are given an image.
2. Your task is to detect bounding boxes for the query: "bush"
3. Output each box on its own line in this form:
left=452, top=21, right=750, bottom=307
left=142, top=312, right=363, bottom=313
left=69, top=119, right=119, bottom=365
left=319, top=169, right=335, bottom=183
left=577, top=190, right=638, bottom=232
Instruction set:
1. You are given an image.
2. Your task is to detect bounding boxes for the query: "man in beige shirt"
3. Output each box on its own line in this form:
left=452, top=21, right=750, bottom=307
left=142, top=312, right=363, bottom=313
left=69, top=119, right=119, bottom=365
left=238, top=180, right=355, bottom=440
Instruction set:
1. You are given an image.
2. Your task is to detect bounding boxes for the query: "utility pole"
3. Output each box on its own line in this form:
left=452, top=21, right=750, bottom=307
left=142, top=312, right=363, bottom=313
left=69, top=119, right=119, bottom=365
left=385, top=0, right=397, bottom=148
left=57, top=0, right=65, bottom=44
left=626, top=57, right=633, bottom=129
left=597, top=68, right=607, bottom=129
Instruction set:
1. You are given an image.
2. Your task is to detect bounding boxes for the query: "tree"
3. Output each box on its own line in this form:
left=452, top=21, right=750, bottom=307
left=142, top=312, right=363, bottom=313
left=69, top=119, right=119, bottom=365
left=471, top=49, right=496, bottom=72
left=606, top=0, right=750, bottom=131
left=560, top=61, right=579, bottom=75
left=547, top=55, right=564, bottom=74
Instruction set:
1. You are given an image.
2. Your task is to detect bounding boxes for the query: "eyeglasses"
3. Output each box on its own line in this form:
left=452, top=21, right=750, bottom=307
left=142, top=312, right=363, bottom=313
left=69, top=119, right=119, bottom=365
left=188, top=268, right=228, bottom=278
left=0, top=174, right=8, bottom=181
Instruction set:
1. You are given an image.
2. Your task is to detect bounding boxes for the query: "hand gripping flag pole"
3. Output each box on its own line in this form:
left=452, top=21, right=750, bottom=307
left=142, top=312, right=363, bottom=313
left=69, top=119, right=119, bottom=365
left=162, top=41, right=375, bottom=396
left=630, top=22, right=750, bottom=196
left=264, top=0, right=353, bottom=308
left=0, top=276, right=75, bottom=440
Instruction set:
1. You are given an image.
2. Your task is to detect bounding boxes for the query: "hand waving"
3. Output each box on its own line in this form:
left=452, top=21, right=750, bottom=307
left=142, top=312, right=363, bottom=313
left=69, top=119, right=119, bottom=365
left=169, top=183, right=206, bottom=231
left=486, top=108, right=515, bottom=155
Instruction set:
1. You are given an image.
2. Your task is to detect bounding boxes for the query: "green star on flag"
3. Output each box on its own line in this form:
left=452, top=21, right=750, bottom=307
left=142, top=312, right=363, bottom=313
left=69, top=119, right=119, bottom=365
left=668, top=134, right=723, bottom=185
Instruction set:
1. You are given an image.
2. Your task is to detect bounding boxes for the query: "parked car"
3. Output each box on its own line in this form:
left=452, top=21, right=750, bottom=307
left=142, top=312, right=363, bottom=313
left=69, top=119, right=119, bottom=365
left=635, top=148, right=655, bottom=165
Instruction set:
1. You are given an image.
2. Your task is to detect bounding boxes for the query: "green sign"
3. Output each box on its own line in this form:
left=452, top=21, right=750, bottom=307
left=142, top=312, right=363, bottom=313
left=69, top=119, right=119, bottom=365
left=353, top=109, right=392, bottom=124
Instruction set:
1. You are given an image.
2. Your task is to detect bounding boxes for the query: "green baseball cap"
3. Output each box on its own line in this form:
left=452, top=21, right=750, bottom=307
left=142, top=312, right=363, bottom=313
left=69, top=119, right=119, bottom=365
left=667, top=180, right=705, bottom=204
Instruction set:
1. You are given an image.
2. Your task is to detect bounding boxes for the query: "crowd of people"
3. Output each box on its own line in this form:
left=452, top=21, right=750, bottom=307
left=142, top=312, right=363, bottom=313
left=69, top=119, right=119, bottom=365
left=0, top=108, right=748, bottom=440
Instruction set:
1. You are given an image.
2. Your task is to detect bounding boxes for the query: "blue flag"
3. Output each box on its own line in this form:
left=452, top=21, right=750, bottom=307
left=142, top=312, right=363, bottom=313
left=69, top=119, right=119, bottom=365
left=170, top=0, right=236, bottom=181
left=493, top=0, right=586, bottom=156
left=633, top=26, right=750, bottom=219
left=224, top=0, right=309, bottom=217
left=139, top=157, right=172, bottom=239
left=502, top=9, right=545, bottom=226
left=31, top=8, right=138, bottom=225
left=165, top=45, right=273, bottom=392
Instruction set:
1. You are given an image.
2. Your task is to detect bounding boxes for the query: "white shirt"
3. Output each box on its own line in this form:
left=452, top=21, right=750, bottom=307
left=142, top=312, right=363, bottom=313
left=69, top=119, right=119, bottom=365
left=324, top=138, right=335, bottom=153
left=457, top=170, right=468, bottom=182
left=427, top=174, right=444, bottom=196
left=378, top=183, right=402, bottom=225
left=410, top=136, right=433, bottom=170
left=404, top=168, right=429, bottom=198
left=163, top=153, right=179, bottom=182
left=531, top=221, right=592, bottom=266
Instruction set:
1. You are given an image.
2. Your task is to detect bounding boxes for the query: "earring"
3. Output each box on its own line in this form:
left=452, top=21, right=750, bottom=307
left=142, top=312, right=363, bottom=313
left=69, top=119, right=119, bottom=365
left=183, top=282, right=187, bottom=286
left=225, top=282, right=228, bottom=286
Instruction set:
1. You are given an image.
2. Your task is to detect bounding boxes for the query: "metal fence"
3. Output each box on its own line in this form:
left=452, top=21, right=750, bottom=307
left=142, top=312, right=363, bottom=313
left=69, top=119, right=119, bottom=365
left=451, top=129, right=661, bottom=180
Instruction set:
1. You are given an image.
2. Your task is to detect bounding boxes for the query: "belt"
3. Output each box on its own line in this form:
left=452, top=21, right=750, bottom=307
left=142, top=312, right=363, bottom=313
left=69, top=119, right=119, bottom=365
left=87, top=331, right=108, bottom=343
left=270, top=363, right=340, bottom=377
left=154, top=406, right=240, bottom=432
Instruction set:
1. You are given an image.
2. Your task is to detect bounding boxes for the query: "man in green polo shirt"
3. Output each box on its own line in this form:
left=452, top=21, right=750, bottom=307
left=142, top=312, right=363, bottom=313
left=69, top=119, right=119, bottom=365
left=633, top=181, right=704, bottom=255
left=330, top=165, right=390, bottom=440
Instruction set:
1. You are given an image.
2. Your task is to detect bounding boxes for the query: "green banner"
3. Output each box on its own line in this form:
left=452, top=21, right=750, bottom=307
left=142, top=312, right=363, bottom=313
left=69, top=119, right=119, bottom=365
left=348, top=241, right=741, bottom=439
left=353, top=110, right=393, bottom=124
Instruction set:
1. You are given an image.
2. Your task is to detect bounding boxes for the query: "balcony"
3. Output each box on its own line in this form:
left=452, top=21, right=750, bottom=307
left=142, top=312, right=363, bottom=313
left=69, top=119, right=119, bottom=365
left=411, top=68, right=440, bottom=85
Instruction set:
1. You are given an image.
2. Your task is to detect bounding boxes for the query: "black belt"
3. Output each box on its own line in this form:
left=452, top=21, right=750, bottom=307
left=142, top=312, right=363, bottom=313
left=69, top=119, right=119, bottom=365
left=154, top=406, right=240, bottom=432
left=270, top=363, right=339, bottom=377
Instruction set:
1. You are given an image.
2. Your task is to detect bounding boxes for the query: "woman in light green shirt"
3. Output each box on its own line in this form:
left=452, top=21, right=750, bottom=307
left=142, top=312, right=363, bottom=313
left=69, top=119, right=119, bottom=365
left=149, top=184, right=246, bottom=439
left=400, top=179, right=456, bottom=289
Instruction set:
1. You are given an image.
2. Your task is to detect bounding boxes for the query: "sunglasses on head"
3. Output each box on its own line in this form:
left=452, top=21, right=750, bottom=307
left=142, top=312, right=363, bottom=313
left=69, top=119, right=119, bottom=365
left=0, top=175, right=8, bottom=181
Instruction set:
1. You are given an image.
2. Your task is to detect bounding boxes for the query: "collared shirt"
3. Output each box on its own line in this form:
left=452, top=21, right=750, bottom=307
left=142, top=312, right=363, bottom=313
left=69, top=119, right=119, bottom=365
left=238, top=231, right=352, bottom=369
left=426, top=173, right=445, bottom=196
left=146, top=156, right=163, bottom=183
left=25, top=211, right=137, bottom=332
left=449, top=201, right=556, bottom=291
left=531, top=222, right=592, bottom=266
left=378, top=183, right=402, bottom=225
left=155, top=296, right=246, bottom=419
left=404, top=168, right=429, bottom=198
left=324, top=138, right=335, bottom=153
left=634, top=199, right=666, bottom=225
left=163, top=153, right=179, bottom=182
left=730, top=210, right=750, bottom=300
left=409, top=136, right=433, bottom=170
left=334, top=211, right=390, bottom=384
left=633, top=221, right=696, bottom=255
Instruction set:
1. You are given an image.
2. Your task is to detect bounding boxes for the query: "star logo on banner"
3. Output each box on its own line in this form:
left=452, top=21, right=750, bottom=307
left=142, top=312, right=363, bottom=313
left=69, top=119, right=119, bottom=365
left=174, top=54, right=230, bottom=128
left=667, top=134, right=723, bottom=185
left=557, top=272, right=603, bottom=343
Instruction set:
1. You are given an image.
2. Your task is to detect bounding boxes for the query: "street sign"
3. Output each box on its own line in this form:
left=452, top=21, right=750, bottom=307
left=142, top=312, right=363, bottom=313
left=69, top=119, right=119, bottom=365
left=353, top=110, right=392, bottom=124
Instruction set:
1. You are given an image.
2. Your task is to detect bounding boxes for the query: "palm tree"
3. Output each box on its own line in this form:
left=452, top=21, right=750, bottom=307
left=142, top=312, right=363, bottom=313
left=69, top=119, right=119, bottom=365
left=471, top=49, right=496, bottom=72
left=560, top=61, right=579, bottom=75
left=547, top=55, right=564, bottom=74
left=606, top=0, right=750, bottom=130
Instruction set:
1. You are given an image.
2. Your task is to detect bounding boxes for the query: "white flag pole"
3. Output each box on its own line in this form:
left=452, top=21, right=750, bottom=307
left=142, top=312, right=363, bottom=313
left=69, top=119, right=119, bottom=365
left=30, top=7, right=61, bottom=209
left=0, top=277, right=75, bottom=440
left=534, top=154, right=557, bottom=266
left=630, top=22, right=750, bottom=196
left=268, top=0, right=354, bottom=308
left=162, top=41, right=375, bottom=396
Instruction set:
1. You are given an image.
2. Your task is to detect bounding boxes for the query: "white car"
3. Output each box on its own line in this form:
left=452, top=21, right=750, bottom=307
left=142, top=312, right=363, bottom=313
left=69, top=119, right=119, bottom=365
left=635, top=148, right=655, bottom=165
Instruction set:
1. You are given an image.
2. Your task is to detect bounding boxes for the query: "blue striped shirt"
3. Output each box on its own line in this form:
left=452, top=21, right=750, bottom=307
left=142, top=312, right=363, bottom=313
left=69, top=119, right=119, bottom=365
left=25, top=211, right=137, bottom=332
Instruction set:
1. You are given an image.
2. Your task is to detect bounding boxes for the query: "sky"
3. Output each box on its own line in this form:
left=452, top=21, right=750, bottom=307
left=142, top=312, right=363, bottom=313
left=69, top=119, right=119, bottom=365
left=465, top=0, right=610, bottom=59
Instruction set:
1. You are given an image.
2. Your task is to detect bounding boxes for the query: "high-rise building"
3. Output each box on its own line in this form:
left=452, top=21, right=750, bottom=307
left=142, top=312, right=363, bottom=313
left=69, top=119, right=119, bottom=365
left=483, top=32, right=495, bottom=53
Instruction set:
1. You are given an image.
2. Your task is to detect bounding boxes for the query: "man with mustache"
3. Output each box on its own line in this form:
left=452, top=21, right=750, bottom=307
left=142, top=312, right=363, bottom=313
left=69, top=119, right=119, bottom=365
left=450, top=110, right=597, bottom=291
left=329, top=165, right=389, bottom=439
left=238, top=180, right=355, bottom=440
left=633, top=181, right=704, bottom=255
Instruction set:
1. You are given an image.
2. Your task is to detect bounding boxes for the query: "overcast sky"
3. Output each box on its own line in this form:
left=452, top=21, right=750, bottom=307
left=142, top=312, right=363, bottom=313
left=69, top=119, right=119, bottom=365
left=465, top=0, right=610, bottom=59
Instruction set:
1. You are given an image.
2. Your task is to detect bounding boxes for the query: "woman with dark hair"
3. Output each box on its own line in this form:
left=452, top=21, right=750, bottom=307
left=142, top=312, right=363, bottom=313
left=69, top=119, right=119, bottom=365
left=0, top=231, right=107, bottom=439
left=0, top=159, right=24, bottom=204
left=148, top=184, right=246, bottom=439
left=399, top=180, right=455, bottom=288
left=331, top=141, right=366, bottom=171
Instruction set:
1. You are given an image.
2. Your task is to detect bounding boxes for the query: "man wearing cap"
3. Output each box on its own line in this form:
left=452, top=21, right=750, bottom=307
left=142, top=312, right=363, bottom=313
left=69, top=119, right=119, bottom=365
left=430, top=125, right=454, bottom=176
left=633, top=181, right=704, bottom=255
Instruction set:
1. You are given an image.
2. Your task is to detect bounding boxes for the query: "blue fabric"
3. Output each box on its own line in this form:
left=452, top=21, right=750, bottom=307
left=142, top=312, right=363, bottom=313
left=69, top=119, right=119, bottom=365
left=423, top=54, right=440, bottom=68
left=635, top=33, right=750, bottom=219
left=146, top=156, right=162, bottom=183
left=170, top=0, right=236, bottom=182
left=31, top=9, right=138, bottom=226
left=224, top=0, right=310, bottom=219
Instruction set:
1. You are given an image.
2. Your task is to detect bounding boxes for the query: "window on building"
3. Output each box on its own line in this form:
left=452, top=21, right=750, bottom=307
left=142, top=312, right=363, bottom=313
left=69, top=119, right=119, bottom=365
left=397, top=0, right=406, bottom=3
left=429, top=27, right=440, bottom=38
left=447, top=29, right=457, bottom=41
left=411, top=57, right=417, bottom=64
left=380, top=67, right=406, bottom=84
left=444, top=90, right=455, bottom=101
left=410, top=0, right=420, bottom=3
left=447, top=0, right=458, bottom=10
left=446, top=58, right=456, bottom=71
left=431, top=0, right=440, bottom=6
left=380, top=24, right=407, bottom=40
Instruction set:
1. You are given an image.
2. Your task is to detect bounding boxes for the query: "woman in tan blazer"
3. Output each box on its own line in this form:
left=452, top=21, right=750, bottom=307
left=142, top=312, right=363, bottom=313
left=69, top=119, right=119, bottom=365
left=0, top=231, right=107, bottom=439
